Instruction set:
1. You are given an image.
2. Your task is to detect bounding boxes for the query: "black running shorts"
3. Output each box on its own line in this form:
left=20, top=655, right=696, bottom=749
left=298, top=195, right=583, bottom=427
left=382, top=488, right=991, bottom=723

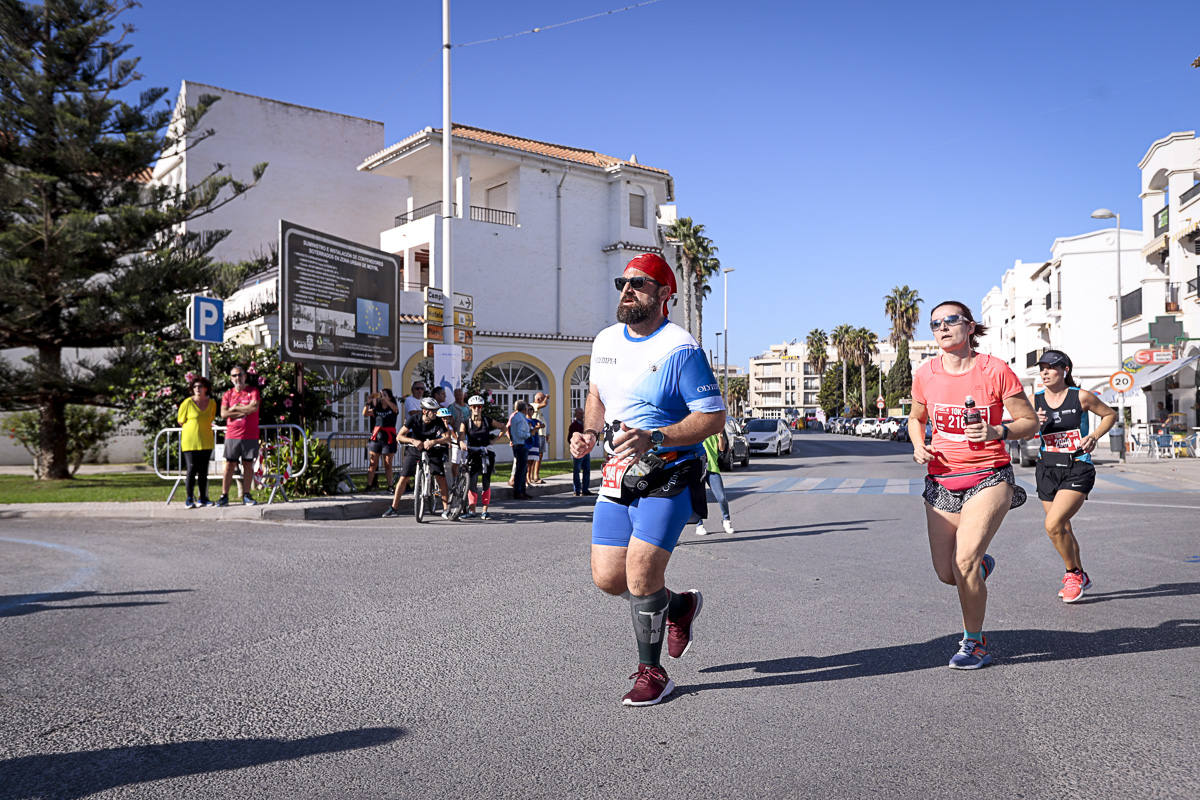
left=1035, top=458, right=1096, bottom=501
left=399, top=447, right=446, bottom=478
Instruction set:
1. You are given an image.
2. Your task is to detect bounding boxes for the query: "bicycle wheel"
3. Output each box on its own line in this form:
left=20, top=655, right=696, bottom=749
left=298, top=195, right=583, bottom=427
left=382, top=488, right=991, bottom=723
left=448, top=471, right=468, bottom=520
left=415, top=461, right=428, bottom=523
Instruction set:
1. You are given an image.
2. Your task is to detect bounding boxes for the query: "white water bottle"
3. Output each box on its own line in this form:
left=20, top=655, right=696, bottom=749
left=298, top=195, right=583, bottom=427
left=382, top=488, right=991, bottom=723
left=963, top=395, right=983, bottom=451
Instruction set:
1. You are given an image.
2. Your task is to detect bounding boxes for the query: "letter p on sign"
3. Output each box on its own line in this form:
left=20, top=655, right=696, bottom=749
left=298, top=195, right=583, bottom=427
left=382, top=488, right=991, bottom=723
left=189, top=296, right=224, bottom=343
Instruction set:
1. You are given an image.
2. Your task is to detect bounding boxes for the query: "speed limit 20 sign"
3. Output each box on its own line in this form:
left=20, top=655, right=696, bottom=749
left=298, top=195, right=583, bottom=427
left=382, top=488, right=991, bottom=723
left=1109, top=370, right=1134, bottom=393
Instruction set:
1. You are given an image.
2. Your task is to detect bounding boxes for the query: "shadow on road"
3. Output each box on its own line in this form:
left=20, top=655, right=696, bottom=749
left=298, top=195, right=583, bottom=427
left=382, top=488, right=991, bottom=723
left=1075, top=581, right=1200, bottom=604
left=0, top=589, right=193, bottom=619
left=0, top=727, right=406, bottom=800
left=677, top=519, right=895, bottom=545
left=682, top=620, right=1199, bottom=694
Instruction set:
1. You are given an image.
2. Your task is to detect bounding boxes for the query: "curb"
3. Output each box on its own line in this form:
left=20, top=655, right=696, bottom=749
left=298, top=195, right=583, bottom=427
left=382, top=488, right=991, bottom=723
left=0, top=477, right=583, bottom=522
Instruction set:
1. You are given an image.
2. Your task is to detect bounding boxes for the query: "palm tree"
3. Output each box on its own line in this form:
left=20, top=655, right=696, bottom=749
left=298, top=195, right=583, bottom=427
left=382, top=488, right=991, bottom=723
left=805, top=328, right=829, bottom=378
left=665, top=217, right=713, bottom=341
left=692, top=252, right=720, bottom=347
left=727, top=375, right=747, bottom=417
left=830, top=324, right=856, bottom=415
left=883, top=285, right=923, bottom=348
left=855, top=327, right=880, bottom=414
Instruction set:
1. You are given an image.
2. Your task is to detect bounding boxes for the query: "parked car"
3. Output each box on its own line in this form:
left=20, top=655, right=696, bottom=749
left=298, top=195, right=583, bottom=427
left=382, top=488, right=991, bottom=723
left=844, top=417, right=862, bottom=434
left=745, top=418, right=794, bottom=456
left=874, top=416, right=902, bottom=438
left=718, top=419, right=751, bottom=470
left=855, top=418, right=878, bottom=436
left=1002, top=410, right=1041, bottom=466
left=894, top=419, right=911, bottom=442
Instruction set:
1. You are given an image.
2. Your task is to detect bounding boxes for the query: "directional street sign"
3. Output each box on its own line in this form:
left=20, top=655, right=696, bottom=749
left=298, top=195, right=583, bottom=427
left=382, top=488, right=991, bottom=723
left=461, top=346, right=473, bottom=363
left=454, top=328, right=473, bottom=346
left=425, top=323, right=443, bottom=342
left=426, top=304, right=444, bottom=324
left=1109, top=370, right=1134, bottom=393
left=453, top=293, right=473, bottom=312
left=453, top=310, right=474, bottom=327
left=188, top=296, right=224, bottom=343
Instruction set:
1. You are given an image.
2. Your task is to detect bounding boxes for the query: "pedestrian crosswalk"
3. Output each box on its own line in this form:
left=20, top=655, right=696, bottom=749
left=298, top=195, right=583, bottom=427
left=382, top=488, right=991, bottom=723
left=721, top=472, right=1191, bottom=496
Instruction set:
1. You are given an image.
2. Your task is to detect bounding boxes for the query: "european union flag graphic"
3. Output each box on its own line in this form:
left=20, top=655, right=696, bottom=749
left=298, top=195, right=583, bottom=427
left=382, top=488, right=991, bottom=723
left=357, top=298, right=389, bottom=337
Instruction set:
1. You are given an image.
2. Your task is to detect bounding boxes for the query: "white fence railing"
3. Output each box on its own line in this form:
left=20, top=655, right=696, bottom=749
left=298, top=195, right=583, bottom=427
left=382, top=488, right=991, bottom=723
left=153, top=424, right=309, bottom=505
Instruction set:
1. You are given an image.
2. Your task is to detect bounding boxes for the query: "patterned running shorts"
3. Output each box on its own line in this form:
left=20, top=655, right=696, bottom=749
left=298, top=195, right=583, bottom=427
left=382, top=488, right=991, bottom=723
left=922, top=464, right=1027, bottom=514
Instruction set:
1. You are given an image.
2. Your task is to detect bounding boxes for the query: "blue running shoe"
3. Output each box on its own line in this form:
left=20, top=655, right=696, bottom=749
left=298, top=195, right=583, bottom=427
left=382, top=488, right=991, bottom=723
left=980, top=554, right=995, bottom=581
left=948, top=636, right=991, bottom=670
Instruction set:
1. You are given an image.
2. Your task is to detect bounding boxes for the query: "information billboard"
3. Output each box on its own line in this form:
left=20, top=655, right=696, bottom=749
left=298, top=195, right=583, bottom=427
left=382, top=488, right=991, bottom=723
left=279, top=221, right=400, bottom=369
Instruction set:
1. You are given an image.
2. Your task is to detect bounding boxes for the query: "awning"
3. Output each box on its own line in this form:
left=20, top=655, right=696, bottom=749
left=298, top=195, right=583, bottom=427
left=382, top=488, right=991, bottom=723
left=1141, top=233, right=1169, bottom=259
left=1173, top=217, right=1200, bottom=242
left=1098, top=353, right=1200, bottom=404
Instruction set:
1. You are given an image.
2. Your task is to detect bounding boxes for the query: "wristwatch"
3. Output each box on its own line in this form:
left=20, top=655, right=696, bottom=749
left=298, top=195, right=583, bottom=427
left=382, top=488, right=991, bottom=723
left=1000, top=423, right=1010, bottom=441
left=650, top=429, right=665, bottom=447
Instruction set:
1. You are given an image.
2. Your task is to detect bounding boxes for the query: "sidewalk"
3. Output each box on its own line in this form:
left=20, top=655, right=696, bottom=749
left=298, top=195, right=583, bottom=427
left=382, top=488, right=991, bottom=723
left=0, top=471, right=587, bottom=521
left=1090, top=453, right=1200, bottom=488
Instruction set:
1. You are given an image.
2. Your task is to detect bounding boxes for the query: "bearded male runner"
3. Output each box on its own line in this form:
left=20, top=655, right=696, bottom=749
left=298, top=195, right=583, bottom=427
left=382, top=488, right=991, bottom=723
left=570, top=253, right=725, bottom=706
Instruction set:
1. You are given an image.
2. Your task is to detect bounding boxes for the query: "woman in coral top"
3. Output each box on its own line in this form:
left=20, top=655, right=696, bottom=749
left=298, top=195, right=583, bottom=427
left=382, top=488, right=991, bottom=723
left=907, top=300, right=1038, bottom=670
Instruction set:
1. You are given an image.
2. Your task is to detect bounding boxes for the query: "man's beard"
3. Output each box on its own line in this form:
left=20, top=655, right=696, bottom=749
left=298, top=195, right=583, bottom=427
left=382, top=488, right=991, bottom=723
left=616, top=296, right=655, bottom=324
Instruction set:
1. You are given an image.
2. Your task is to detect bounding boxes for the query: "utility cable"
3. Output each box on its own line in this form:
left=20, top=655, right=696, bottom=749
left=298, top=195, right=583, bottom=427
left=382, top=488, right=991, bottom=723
left=456, top=0, right=666, bottom=48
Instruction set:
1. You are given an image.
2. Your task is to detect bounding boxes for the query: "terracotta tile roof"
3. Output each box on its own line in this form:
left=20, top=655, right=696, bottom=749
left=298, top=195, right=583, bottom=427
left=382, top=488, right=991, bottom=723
left=359, top=123, right=669, bottom=176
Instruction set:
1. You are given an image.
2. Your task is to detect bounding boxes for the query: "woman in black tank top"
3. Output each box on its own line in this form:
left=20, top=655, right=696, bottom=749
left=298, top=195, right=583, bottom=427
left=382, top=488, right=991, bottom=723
left=1034, top=349, right=1116, bottom=603
left=461, top=398, right=504, bottom=518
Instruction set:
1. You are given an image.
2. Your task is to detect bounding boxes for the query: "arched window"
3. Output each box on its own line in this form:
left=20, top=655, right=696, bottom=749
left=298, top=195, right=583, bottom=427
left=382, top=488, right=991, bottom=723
left=569, top=363, right=590, bottom=415
left=477, top=361, right=546, bottom=415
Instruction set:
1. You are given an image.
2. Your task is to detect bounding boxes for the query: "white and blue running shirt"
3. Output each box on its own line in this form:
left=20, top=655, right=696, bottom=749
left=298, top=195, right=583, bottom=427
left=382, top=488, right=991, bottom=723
left=589, top=319, right=725, bottom=458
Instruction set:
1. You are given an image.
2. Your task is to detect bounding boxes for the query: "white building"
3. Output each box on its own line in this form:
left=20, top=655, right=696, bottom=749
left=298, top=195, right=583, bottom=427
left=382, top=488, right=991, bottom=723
left=157, top=84, right=678, bottom=460
left=747, top=337, right=938, bottom=418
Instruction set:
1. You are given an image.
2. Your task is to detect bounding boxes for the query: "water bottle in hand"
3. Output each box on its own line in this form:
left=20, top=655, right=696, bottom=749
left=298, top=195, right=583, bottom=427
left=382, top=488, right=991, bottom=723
left=963, top=395, right=983, bottom=451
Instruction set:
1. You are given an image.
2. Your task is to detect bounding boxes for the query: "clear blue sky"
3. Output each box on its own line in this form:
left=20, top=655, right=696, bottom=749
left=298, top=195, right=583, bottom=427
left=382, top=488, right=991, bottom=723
left=125, top=0, right=1199, bottom=366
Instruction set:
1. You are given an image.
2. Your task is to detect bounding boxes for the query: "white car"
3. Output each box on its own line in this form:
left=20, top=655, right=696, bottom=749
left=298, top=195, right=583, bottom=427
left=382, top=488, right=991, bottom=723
left=855, top=418, right=878, bottom=436
left=874, top=417, right=902, bottom=438
left=744, top=418, right=794, bottom=456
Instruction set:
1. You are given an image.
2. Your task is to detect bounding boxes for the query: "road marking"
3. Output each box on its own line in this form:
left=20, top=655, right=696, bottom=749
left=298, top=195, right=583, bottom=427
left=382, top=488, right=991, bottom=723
left=717, top=473, right=1196, bottom=497
left=1086, top=499, right=1200, bottom=510
left=831, top=478, right=867, bottom=494
left=1092, top=474, right=1174, bottom=493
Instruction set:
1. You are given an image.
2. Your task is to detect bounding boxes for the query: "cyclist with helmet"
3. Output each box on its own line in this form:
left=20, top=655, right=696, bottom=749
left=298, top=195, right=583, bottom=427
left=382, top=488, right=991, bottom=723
left=459, top=395, right=506, bottom=519
left=381, top=397, right=452, bottom=518
left=1033, top=349, right=1117, bottom=603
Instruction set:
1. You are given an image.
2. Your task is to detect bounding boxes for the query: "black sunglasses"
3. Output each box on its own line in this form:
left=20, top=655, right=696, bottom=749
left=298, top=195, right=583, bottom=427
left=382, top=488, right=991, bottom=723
left=614, top=276, right=661, bottom=292
left=929, top=314, right=968, bottom=331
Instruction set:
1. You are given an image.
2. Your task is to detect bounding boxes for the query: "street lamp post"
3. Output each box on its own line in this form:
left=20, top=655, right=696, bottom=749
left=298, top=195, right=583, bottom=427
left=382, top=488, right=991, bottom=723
left=1091, top=208, right=1125, bottom=461
left=714, top=332, right=722, bottom=378
left=723, top=268, right=735, bottom=410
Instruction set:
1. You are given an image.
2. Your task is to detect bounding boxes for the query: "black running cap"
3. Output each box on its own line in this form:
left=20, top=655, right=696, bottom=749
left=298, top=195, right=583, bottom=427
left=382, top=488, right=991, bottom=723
left=1037, top=350, right=1070, bottom=367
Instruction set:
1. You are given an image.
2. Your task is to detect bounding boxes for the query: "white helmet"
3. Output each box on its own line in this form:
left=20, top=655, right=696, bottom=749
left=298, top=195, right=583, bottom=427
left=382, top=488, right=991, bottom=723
left=420, top=397, right=439, bottom=410
left=467, top=395, right=485, bottom=406
left=436, top=407, right=452, bottom=418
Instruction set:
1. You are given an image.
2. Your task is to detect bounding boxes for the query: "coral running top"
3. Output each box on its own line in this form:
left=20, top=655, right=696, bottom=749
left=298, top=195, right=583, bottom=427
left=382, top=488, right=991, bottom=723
left=912, top=353, right=1024, bottom=475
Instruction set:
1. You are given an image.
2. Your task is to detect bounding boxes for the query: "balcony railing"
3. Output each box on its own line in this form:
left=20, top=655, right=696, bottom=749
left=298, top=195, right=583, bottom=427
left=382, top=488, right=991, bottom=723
left=395, top=202, right=517, bottom=228
left=1120, top=288, right=1142, bottom=321
left=1181, top=182, right=1200, bottom=206
left=1188, top=276, right=1200, bottom=296
left=1153, top=205, right=1170, bottom=237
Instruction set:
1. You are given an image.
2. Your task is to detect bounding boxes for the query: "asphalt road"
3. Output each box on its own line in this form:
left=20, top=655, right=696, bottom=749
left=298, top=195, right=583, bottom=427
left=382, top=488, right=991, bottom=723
left=2, top=434, right=1197, bottom=799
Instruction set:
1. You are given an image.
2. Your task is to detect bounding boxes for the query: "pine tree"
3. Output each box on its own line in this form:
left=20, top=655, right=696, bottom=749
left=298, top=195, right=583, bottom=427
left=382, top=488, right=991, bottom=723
left=0, top=0, right=264, bottom=478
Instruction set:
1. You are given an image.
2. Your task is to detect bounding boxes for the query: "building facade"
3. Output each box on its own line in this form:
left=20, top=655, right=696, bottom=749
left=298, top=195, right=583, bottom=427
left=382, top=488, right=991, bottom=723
left=155, top=85, right=679, bottom=460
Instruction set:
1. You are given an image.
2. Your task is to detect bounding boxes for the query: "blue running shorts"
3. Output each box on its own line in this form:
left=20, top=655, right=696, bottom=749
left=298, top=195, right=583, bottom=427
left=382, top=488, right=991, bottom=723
left=591, top=492, right=694, bottom=553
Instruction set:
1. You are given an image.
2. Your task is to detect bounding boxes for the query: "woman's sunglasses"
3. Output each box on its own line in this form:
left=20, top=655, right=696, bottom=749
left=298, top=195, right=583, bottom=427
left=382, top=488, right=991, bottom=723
left=929, top=314, right=968, bottom=331
left=614, top=276, right=661, bottom=292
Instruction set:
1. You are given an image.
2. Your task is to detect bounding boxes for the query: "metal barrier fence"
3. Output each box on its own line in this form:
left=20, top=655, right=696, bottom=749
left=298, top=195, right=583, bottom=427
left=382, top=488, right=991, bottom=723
left=323, top=432, right=374, bottom=476
left=153, top=424, right=309, bottom=505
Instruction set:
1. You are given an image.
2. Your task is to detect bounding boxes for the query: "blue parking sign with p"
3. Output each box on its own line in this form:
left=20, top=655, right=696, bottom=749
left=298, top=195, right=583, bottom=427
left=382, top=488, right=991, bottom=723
left=190, top=296, right=224, bottom=343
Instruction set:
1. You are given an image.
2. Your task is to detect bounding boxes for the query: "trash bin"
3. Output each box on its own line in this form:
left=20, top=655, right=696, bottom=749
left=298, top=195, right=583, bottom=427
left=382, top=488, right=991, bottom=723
left=1108, top=426, right=1124, bottom=453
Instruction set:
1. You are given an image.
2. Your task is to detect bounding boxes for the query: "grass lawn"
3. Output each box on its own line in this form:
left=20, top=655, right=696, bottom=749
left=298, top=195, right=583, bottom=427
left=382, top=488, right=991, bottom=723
left=0, top=459, right=603, bottom=504
left=0, top=473, right=171, bottom=504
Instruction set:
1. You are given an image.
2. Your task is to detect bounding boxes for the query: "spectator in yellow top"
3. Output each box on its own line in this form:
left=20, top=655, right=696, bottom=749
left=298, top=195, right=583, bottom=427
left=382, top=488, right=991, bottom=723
left=177, top=375, right=217, bottom=508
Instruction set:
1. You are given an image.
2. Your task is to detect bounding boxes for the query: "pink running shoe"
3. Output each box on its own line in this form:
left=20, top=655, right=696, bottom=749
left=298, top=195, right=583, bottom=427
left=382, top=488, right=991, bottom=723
left=621, top=664, right=675, bottom=706
left=666, top=590, right=703, bottom=659
left=1059, top=571, right=1091, bottom=603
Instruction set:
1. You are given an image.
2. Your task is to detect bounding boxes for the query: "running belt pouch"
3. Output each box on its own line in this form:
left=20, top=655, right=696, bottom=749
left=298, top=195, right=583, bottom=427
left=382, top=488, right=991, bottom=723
left=931, top=467, right=997, bottom=492
left=1040, top=451, right=1074, bottom=469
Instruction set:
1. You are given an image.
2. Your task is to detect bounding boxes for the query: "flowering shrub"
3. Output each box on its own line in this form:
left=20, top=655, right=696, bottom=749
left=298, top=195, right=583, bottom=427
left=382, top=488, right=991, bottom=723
left=113, top=334, right=358, bottom=464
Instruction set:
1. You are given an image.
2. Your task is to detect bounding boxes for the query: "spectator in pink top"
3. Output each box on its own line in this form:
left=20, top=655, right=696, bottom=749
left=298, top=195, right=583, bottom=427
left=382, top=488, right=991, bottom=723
left=217, top=365, right=261, bottom=506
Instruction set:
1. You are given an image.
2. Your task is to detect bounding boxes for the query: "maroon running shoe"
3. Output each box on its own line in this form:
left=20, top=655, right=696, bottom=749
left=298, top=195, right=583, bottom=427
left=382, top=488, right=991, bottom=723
left=666, top=589, right=703, bottom=659
left=621, top=664, right=675, bottom=706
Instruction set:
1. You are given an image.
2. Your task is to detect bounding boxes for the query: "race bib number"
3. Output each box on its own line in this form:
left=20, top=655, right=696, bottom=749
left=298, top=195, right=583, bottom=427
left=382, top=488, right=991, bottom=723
left=600, top=454, right=637, bottom=499
left=932, top=403, right=995, bottom=443
left=1042, top=429, right=1082, bottom=453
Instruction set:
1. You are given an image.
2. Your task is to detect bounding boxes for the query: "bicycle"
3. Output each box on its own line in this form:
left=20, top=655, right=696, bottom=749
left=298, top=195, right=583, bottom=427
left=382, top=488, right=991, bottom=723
left=414, top=449, right=436, bottom=523
left=446, top=463, right=470, bottom=520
